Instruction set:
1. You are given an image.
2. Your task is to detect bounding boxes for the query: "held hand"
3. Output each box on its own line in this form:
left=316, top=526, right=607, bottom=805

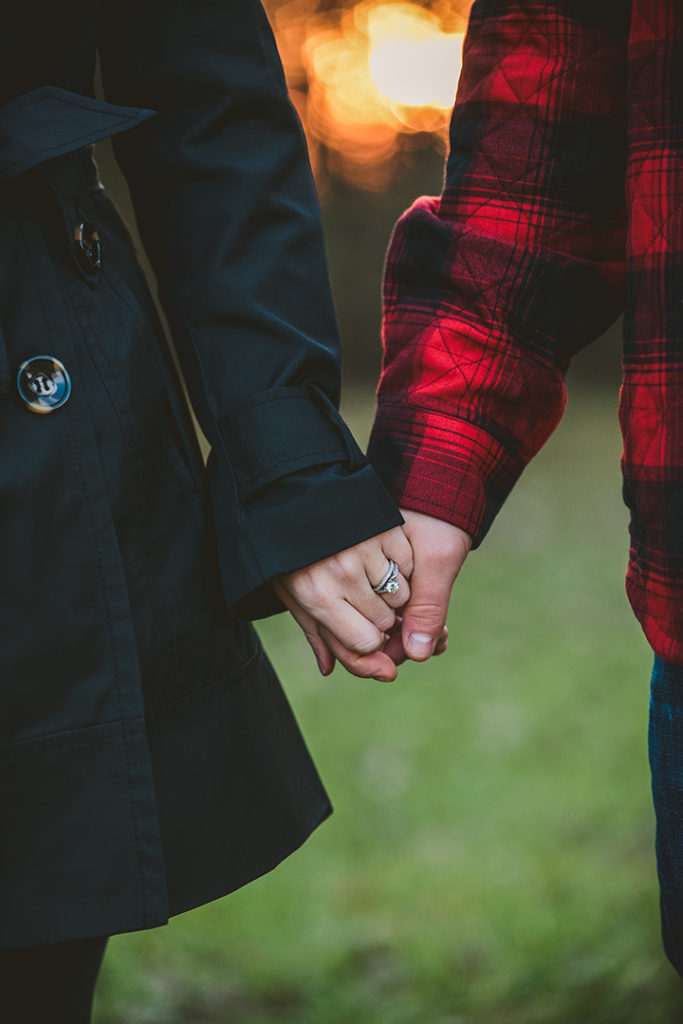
left=397, top=509, right=472, bottom=662
left=274, top=527, right=413, bottom=682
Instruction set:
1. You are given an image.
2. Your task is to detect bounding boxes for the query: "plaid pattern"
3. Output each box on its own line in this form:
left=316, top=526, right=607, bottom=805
left=368, top=0, right=683, bottom=664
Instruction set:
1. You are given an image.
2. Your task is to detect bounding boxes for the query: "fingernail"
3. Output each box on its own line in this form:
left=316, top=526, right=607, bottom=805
left=407, top=632, right=435, bottom=656
left=376, top=675, right=393, bottom=683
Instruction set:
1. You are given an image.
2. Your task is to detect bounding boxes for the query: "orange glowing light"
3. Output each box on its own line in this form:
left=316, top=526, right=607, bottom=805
left=366, top=6, right=464, bottom=110
left=266, top=0, right=472, bottom=190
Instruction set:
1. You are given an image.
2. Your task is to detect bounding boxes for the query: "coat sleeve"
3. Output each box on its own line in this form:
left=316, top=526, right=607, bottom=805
left=367, top=0, right=629, bottom=546
left=97, top=0, right=401, bottom=618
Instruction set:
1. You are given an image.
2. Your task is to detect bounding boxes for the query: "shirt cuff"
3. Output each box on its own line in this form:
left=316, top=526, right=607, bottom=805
left=209, top=384, right=403, bottom=618
left=367, top=398, right=527, bottom=547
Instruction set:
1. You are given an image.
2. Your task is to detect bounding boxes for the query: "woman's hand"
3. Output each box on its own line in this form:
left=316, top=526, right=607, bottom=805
left=274, top=526, right=413, bottom=682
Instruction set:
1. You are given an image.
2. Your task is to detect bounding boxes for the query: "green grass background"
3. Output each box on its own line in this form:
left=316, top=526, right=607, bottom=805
left=92, top=385, right=683, bottom=1023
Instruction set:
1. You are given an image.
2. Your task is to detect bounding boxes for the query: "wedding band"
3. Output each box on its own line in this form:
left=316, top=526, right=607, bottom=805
left=373, top=560, right=400, bottom=596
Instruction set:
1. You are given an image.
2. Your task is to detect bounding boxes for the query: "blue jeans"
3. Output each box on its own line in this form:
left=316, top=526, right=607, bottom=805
left=649, top=655, right=683, bottom=976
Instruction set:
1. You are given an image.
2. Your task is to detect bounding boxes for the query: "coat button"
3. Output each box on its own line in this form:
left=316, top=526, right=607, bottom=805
left=17, top=356, right=72, bottom=414
left=74, top=221, right=102, bottom=272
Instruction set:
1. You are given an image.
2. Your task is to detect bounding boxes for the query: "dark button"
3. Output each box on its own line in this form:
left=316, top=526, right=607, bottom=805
left=74, top=221, right=102, bottom=273
left=17, top=356, right=72, bottom=414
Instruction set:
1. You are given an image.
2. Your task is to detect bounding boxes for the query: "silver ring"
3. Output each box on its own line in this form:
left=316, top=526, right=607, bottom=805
left=373, top=560, right=400, bottom=596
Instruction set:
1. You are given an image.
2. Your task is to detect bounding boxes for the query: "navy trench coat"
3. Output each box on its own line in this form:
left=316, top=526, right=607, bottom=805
left=0, top=0, right=401, bottom=949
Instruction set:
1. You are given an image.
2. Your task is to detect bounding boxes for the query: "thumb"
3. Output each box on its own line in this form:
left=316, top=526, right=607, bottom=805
left=402, top=563, right=457, bottom=661
left=400, top=511, right=471, bottom=661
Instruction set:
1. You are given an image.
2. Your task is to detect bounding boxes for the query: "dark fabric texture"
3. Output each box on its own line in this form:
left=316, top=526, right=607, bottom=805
left=0, top=86, right=154, bottom=181
left=0, top=150, right=332, bottom=949
left=368, top=0, right=683, bottom=665
left=0, top=936, right=108, bottom=1024
left=97, top=0, right=402, bottom=614
left=649, top=656, right=683, bottom=978
left=0, top=0, right=399, bottom=948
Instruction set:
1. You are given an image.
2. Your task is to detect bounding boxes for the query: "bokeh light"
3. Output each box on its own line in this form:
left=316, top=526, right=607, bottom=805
left=266, top=0, right=472, bottom=190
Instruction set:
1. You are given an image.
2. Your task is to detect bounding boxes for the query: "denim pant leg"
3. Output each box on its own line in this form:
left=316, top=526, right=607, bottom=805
left=649, top=654, right=683, bottom=976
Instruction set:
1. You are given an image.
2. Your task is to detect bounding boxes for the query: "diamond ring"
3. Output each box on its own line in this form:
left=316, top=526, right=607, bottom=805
left=372, top=560, right=400, bottom=596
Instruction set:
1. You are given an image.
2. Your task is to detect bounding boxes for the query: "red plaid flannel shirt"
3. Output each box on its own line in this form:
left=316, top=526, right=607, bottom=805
left=368, top=0, right=683, bottom=664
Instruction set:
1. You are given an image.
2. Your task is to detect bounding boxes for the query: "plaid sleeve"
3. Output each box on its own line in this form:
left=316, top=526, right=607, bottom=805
left=368, top=0, right=630, bottom=544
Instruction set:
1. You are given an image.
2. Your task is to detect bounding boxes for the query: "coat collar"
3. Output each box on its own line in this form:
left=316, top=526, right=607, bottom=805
left=0, top=85, right=155, bottom=181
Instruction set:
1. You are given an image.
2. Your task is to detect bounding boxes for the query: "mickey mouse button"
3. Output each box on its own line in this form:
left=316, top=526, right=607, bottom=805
left=17, top=356, right=72, bottom=414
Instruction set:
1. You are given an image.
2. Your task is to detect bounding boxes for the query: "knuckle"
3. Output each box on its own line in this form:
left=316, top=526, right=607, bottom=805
left=298, top=572, right=331, bottom=611
left=351, top=631, right=381, bottom=655
left=334, top=552, right=359, bottom=584
left=376, top=609, right=396, bottom=632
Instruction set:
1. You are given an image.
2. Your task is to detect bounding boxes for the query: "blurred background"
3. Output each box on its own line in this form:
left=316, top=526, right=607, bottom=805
left=92, top=1, right=683, bottom=1020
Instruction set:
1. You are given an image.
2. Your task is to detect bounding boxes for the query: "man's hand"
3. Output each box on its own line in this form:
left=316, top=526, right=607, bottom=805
left=398, top=509, right=472, bottom=662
